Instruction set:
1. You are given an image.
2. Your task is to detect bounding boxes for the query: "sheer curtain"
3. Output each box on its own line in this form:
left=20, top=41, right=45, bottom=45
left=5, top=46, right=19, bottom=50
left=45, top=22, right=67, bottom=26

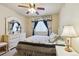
left=43, top=20, right=49, bottom=36
left=34, top=21, right=48, bottom=36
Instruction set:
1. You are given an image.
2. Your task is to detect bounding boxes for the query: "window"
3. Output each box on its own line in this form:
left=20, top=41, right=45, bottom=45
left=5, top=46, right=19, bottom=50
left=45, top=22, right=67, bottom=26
left=34, top=21, right=48, bottom=32
left=12, top=23, right=18, bottom=32
left=9, top=20, right=21, bottom=34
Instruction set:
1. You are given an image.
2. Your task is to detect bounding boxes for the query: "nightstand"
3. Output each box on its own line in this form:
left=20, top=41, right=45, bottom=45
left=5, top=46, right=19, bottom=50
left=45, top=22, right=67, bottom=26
left=56, top=45, right=79, bottom=56
left=56, top=40, right=79, bottom=56
left=56, top=40, right=65, bottom=45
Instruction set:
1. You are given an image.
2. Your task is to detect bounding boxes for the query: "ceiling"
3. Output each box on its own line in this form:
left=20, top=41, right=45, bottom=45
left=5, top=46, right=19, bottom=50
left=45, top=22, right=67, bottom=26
left=1, top=3, right=64, bottom=16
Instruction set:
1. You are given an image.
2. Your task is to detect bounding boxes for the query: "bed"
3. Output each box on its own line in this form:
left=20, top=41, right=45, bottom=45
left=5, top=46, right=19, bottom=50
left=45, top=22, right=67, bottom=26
left=15, top=33, right=58, bottom=56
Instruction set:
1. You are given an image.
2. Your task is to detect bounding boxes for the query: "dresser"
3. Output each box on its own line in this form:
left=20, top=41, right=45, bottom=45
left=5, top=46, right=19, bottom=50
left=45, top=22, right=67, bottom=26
left=8, top=33, right=26, bottom=50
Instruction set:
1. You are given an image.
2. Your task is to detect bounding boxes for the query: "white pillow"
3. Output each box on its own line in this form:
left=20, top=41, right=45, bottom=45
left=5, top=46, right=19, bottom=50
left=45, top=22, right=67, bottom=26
left=49, top=33, right=58, bottom=43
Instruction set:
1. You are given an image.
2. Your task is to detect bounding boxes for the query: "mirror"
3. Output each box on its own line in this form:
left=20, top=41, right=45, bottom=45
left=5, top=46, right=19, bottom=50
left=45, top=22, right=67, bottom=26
left=8, top=20, right=21, bottom=34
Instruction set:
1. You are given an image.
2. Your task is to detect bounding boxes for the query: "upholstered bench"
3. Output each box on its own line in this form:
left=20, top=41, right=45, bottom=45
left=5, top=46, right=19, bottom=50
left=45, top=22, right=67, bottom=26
left=0, top=42, right=8, bottom=50
left=0, top=42, right=8, bottom=54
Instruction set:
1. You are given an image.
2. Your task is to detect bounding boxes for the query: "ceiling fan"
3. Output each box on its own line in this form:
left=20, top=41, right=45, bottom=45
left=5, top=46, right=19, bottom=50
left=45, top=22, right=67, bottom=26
left=18, top=3, right=45, bottom=15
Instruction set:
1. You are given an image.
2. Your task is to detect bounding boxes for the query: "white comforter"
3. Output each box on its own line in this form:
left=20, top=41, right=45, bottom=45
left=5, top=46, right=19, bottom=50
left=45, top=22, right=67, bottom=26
left=24, top=35, right=55, bottom=44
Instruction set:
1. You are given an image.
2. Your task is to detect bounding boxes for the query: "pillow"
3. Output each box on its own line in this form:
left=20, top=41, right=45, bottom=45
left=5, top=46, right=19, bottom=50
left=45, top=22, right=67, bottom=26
left=49, top=33, right=59, bottom=43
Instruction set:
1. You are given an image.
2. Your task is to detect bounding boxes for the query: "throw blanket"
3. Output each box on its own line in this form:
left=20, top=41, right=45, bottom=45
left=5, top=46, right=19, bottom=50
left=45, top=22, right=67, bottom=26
left=15, top=41, right=56, bottom=56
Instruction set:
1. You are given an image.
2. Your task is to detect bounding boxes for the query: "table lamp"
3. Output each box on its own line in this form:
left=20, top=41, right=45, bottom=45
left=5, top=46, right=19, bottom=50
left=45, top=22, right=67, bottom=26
left=61, top=26, right=77, bottom=52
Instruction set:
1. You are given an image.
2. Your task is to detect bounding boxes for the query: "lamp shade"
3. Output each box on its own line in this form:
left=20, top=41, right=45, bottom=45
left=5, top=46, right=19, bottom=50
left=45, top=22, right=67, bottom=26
left=61, top=26, right=77, bottom=37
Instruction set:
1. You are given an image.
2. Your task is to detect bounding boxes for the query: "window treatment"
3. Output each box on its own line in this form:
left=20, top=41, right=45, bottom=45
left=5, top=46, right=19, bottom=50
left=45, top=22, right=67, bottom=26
left=32, top=20, right=52, bottom=36
left=32, top=16, right=52, bottom=36
left=43, top=20, right=49, bottom=36
left=32, top=21, right=38, bottom=35
left=47, top=21, right=52, bottom=35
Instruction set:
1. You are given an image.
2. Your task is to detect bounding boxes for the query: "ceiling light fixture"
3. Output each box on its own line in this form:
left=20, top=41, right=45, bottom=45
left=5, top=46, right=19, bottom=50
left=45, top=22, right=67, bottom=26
left=18, top=3, right=45, bottom=15
left=28, top=8, right=36, bottom=13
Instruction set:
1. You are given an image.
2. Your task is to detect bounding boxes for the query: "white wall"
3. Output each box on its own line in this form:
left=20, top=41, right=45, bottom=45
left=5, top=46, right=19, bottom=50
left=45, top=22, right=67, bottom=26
left=59, top=4, right=79, bottom=53
left=0, top=5, right=28, bottom=40
left=52, top=13, right=59, bottom=34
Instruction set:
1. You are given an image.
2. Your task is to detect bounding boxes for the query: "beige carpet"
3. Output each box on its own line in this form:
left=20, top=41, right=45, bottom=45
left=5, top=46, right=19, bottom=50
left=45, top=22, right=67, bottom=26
left=1, top=48, right=17, bottom=56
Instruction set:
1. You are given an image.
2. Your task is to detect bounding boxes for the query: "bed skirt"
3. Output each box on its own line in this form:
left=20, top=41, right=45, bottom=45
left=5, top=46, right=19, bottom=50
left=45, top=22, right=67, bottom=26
left=15, top=41, right=56, bottom=56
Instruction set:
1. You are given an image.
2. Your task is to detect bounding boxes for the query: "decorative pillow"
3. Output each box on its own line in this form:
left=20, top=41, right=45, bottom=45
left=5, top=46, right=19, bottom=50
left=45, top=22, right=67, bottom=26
left=49, top=32, right=59, bottom=43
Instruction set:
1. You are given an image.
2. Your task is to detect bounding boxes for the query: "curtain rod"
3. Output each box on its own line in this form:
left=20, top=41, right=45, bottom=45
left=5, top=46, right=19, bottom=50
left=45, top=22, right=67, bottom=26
left=32, top=20, right=52, bottom=22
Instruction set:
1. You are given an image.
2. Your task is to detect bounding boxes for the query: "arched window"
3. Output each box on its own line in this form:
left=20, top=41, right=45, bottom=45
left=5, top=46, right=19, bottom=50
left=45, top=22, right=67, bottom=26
left=12, top=23, right=18, bottom=32
left=34, top=21, right=48, bottom=36
left=9, top=20, right=21, bottom=34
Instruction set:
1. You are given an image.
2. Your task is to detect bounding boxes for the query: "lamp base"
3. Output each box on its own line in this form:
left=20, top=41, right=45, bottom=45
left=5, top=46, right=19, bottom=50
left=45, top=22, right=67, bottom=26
left=64, top=47, right=72, bottom=52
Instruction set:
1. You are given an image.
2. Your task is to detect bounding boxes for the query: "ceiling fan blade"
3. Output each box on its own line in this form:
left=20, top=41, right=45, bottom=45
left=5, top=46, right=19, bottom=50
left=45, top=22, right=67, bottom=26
left=29, top=3, right=32, bottom=8
left=33, top=4, right=35, bottom=8
left=29, top=3, right=35, bottom=8
left=18, top=5, right=29, bottom=8
left=37, top=7, right=45, bottom=10
left=26, top=11, right=30, bottom=14
left=36, top=11, right=39, bottom=15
